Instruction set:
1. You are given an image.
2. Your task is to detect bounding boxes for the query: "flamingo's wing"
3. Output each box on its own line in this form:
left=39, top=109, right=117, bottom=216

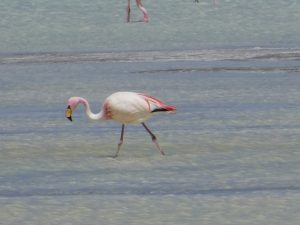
left=138, top=93, right=176, bottom=113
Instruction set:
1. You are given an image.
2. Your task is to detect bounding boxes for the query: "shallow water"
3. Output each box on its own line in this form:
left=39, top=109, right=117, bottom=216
left=1, top=0, right=300, bottom=52
left=1, top=0, right=300, bottom=224
left=1, top=49, right=300, bottom=224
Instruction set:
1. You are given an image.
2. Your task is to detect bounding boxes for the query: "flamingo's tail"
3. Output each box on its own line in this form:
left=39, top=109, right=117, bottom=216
left=152, top=104, right=176, bottom=113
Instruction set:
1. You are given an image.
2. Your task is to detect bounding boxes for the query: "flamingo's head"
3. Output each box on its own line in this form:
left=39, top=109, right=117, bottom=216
left=65, top=105, right=73, bottom=121
left=65, top=97, right=81, bottom=122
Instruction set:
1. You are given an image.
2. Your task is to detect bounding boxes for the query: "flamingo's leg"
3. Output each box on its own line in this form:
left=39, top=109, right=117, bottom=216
left=127, top=0, right=131, bottom=22
left=114, top=124, right=125, bottom=157
left=136, top=0, right=149, bottom=22
left=142, top=123, right=165, bottom=155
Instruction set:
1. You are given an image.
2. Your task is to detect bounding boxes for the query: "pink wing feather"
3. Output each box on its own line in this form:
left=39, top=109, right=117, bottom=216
left=138, top=93, right=176, bottom=112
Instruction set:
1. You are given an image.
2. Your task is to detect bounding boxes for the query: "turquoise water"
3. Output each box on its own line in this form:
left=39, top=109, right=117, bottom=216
left=1, top=0, right=300, bottom=52
left=1, top=1, right=300, bottom=225
left=1, top=51, right=300, bottom=224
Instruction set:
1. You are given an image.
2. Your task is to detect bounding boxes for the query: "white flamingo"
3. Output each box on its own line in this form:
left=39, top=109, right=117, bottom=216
left=127, top=0, right=149, bottom=23
left=65, top=92, right=176, bottom=157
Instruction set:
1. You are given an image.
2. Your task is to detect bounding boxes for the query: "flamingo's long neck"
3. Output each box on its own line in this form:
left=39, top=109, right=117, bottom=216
left=78, top=97, right=105, bottom=121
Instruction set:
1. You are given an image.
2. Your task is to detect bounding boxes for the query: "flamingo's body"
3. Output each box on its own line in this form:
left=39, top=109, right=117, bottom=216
left=127, top=0, right=149, bottom=23
left=65, top=92, right=176, bottom=157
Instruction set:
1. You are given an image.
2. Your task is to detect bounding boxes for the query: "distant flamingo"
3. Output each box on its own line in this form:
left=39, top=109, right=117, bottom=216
left=65, top=92, right=176, bottom=157
left=194, top=0, right=218, bottom=5
left=127, top=0, right=149, bottom=23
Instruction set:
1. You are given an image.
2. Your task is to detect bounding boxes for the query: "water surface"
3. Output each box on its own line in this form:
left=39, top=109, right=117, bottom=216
left=1, top=0, right=300, bottom=224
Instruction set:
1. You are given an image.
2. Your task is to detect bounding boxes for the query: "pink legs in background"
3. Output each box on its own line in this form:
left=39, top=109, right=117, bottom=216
left=136, top=0, right=149, bottom=22
left=127, top=0, right=149, bottom=23
left=127, top=0, right=131, bottom=22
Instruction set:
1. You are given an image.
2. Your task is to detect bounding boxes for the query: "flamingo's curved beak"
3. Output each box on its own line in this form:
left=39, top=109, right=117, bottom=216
left=65, top=105, right=73, bottom=122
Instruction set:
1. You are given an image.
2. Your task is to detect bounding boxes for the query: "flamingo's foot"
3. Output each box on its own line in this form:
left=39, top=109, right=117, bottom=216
left=152, top=136, right=165, bottom=156
left=113, top=141, right=123, bottom=158
left=143, top=16, right=149, bottom=23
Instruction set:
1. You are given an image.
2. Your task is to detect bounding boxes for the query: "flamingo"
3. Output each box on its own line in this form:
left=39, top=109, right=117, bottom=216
left=194, top=0, right=218, bottom=5
left=65, top=92, right=176, bottom=157
left=127, top=0, right=149, bottom=23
